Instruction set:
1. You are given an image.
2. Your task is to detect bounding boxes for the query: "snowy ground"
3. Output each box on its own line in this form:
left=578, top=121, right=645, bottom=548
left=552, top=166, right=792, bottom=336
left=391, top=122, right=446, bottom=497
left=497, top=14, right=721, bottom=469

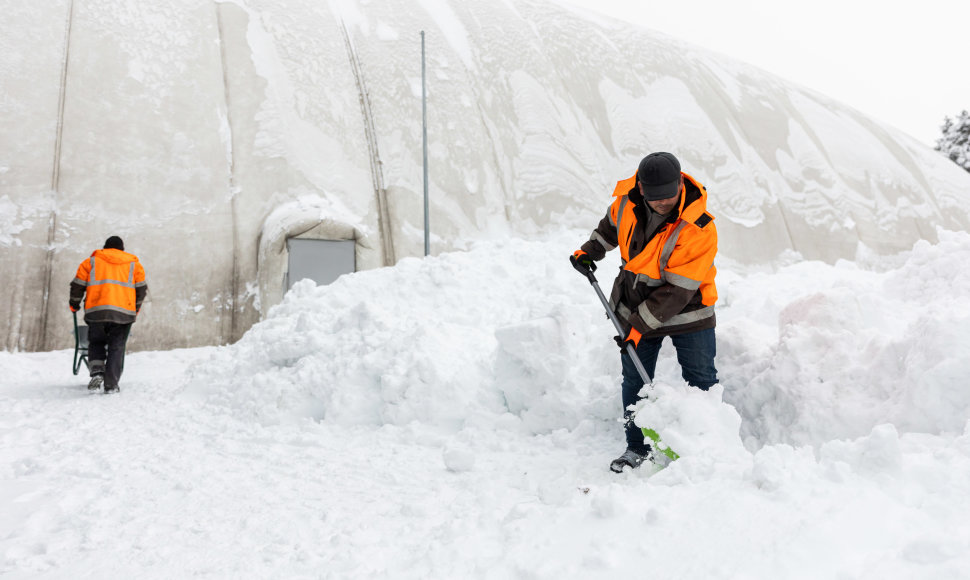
left=3, top=229, right=970, bottom=579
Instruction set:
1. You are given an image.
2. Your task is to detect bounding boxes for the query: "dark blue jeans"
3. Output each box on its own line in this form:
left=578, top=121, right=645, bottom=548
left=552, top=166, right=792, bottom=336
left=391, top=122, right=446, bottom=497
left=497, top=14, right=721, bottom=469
left=87, top=322, right=132, bottom=390
left=620, top=327, right=718, bottom=453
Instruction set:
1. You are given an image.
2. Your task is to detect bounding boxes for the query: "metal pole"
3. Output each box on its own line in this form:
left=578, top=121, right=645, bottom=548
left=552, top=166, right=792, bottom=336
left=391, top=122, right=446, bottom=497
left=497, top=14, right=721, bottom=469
left=421, top=31, right=430, bottom=257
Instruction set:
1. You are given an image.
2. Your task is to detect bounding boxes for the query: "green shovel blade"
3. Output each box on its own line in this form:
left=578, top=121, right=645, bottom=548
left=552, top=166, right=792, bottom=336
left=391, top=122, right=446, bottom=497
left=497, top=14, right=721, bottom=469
left=642, top=427, right=680, bottom=461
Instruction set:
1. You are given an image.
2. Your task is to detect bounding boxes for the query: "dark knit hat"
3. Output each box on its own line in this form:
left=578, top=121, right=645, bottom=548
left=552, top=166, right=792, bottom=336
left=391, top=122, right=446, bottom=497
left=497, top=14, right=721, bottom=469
left=104, top=236, right=125, bottom=251
left=637, top=152, right=682, bottom=200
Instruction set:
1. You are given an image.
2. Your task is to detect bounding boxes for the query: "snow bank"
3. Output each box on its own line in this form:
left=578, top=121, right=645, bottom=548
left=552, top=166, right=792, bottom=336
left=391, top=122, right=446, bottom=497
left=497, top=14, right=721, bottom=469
left=186, top=228, right=970, bottom=463
left=184, top=235, right=621, bottom=434
left=719, top=229, right=970, bottom=449
left=6, top=229, right=970, bottom=578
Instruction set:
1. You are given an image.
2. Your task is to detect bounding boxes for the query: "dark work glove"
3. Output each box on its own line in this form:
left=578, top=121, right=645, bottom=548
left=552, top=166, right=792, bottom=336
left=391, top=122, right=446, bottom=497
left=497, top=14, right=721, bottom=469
left=570, top=250, right=596, bottom=276
left=69, top=300, right=80, bottom=312
left=614, top=327, right=642, bottom=351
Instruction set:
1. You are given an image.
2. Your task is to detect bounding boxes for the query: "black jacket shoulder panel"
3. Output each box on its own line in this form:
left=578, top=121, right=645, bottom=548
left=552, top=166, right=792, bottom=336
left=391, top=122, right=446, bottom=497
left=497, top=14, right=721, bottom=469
left=694, top=212, right=713, bottom=229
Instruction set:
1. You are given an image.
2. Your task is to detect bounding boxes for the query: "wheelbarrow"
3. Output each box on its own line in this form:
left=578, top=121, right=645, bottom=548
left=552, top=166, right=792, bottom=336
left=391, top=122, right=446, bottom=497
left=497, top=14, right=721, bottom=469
left=72, top=310, right=89, bottom=375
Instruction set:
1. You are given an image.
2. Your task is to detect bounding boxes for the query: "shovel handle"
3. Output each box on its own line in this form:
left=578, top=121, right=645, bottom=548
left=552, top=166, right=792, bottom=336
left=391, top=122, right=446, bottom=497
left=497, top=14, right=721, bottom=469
left=587, top=272, right=652, bottom=385
left=583, top=269, right=677, bottom=461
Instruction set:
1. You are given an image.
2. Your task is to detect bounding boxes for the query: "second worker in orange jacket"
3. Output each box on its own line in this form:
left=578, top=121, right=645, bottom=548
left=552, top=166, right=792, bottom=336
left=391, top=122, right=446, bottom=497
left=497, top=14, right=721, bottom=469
left=70, top=236, right=148, bottom=394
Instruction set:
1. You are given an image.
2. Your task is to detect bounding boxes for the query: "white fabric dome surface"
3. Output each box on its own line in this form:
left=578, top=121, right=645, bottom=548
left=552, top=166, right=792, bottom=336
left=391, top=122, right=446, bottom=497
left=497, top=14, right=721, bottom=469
left=2, top=0, right=968, bottom=351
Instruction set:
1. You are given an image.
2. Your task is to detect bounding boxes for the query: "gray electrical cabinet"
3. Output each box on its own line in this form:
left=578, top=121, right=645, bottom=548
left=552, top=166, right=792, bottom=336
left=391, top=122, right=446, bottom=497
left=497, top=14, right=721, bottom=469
left=286, top=239, right=356, bottom=290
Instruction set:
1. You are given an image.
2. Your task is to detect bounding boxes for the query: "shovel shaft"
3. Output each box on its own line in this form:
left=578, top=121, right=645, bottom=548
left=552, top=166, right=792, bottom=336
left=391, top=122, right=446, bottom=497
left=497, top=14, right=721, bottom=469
left=581, top=268, right=677, bottom=463
left=589, top=278, right=651, bottom=385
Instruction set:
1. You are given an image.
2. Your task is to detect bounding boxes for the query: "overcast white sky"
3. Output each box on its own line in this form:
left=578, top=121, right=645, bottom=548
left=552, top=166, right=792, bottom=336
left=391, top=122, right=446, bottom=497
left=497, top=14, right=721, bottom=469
left=556, top=0, right=970, bottom=146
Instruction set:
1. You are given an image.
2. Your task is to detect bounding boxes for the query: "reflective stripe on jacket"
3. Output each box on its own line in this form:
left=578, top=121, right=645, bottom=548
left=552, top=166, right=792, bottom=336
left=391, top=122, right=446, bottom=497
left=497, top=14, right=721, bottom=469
left=580, top=171, right=717, bottom=339
left=71, top=248, right=147, bottom=324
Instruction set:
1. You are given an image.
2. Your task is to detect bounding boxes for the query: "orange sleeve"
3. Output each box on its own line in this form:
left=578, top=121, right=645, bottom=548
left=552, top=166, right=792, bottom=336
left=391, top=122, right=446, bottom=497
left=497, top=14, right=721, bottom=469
left=73, top=259, right=91, bottom=284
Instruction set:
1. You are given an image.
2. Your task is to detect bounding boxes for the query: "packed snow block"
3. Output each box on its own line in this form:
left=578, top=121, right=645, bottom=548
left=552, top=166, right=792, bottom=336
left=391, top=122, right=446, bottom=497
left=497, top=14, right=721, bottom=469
left=442, top=443, right=476, bottom=473
left=494, top=316, right=603, bottom=433
left=494, top=317, right=565, bottom=413
left=893, top=314, right=970, bottom=435
left=748, top=443, right=818, bottom=492
left=720, top=231, right=970, bottom=451
left=820, top=424, right=903, bottom=478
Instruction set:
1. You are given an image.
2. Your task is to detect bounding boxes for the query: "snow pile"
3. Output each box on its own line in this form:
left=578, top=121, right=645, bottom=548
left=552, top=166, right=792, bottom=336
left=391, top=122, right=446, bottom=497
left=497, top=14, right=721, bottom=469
left=4, top=229, right=970, bottom=578
left=718, top=229, right=970, bottom=449
left=186, top=229, right=970, bottom=459
left=183, top=235, right=621, bottom=434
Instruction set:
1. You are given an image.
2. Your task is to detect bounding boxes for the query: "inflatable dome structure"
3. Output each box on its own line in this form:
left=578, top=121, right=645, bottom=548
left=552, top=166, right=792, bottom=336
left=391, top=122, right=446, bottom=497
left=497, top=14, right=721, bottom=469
left=2, top=0, right=969, bottom=351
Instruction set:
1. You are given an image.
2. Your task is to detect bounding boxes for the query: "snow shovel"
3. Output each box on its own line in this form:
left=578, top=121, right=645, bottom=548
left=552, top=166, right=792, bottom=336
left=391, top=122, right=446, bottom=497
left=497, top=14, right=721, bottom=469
left=577, top=267, right=680, bottom=463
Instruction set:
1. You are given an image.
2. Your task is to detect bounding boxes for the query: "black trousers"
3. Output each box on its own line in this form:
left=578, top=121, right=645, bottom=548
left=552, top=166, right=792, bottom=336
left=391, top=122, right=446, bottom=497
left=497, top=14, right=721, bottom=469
left=87, top=322, right=132, bottom=389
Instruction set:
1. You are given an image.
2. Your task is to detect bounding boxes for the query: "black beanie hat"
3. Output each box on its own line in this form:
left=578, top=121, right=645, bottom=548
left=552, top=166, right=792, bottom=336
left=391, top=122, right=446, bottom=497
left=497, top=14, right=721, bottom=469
left=637, top=152, right=682, bottom=200
left=104, top=236, right=125, bottom=251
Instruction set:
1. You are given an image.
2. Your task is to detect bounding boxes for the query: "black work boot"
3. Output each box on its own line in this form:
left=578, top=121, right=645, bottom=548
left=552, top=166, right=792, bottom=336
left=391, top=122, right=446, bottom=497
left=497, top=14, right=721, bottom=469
left=87, top=374, right=104, bottom=391
left=610, top=448, right=648, bottom=473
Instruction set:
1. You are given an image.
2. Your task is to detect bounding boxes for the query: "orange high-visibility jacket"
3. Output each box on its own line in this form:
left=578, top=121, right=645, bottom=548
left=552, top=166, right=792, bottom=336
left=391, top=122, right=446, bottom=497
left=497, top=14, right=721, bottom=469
left=71, top=248, right=147, bottom=324
left=579, top=171, right=717, bottom=338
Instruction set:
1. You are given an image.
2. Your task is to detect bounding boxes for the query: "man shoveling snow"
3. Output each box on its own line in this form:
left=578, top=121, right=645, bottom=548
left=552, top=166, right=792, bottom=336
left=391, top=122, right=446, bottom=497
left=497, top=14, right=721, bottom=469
left=570, top=152, right=720, bottom=472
